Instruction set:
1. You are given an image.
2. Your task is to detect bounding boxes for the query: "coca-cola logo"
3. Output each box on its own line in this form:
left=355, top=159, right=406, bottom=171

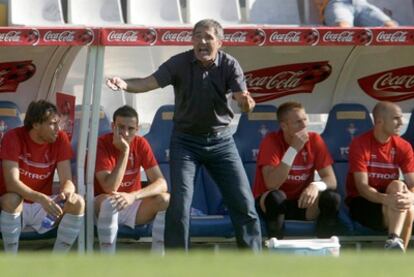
left=25, top=29, right=40, bottom=45
left=223, top=31, right=248, bottom=43
left=376, top=31, right=407, bottom=43
left=43, top=31, right=75, bottom=42
left=358, top=66, right=414, bottom=102
left=269, top=31, right=301, bottom=43
left=356, top=29, right=373, bottom=45
left=323, top=31, right=354, bottom=42
left=161, top=31, right=192, bottom=42
left=304, top=29, right=320, bottom=45
left=248, top=28, right=266, bottom=46
left=0, top=61, right=36, bottom=93
left=142, top=28, right=157, bottom=45
left=245, top=61, right=332, bottom=103
left=107, top=30, right=139, bottom=42
left=76, top=28, right=94, bottom=45
left=0, top=31, right=22, bottom=42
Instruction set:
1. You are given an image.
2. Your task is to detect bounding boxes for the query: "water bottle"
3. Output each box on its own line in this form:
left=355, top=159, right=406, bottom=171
left=41, top=199, right=65, bottom=229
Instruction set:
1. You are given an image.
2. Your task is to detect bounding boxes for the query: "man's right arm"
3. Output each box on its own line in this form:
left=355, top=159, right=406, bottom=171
left=262, top=163, right=291, bottom=190
left=353, top=172, right=387, bottom=204
left=95, top=150, right=129, bottom=194
left=262, top=129, right=308, bottom=190
left=2, top=160, right=61, bottom=216
left=106, top=75, right=160, bottom=93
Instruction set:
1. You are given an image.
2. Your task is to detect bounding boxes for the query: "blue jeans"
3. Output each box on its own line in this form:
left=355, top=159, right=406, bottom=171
left=324, top=0, right=394, bottom=27
left=165, top=128, right=262, bottom=251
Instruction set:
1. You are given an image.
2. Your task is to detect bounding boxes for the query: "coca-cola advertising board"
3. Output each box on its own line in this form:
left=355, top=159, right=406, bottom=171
left=327, top=46, right=414, bottom=112
left=265, top=28, right=320, bottom=46
left=0, top=61, right=36, bottom=93
left=317, top=28, right=373, bottom=46
left=245, top=61, right=332, bottom=103
left=370, top=29, right=414, bottom=46
left=0, top=28, right=97, bottom=46
left=358, top=66, right=414, bottom=102
left=158, top=28, right=192, bottom=45
left=101, top=28, right=158, bottom=46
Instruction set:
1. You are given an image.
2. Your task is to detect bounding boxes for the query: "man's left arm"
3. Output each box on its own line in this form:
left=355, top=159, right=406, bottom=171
left=132, top=165, right=167, bottom=200
left=233, top=91, right=255, bottom=113
left=316, top=165, right=337, bottom=190
left=298, top=166, right=336, bottom=209
left=110, top=165, right=168, bottom=210
left=404, top=172, right=414, bottom=201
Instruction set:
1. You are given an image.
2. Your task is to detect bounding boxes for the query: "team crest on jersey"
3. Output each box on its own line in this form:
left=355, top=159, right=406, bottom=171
left=301, top=151, right=308, bottom=162
left=44, top=151, right=50, bottom=163
left=128, top=153, right=135, bottom=167
left=390, top=148, right=396, bottom=161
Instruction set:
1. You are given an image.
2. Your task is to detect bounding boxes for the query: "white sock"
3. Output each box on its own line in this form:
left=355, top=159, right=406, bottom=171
left=0, top=211, right=21, bottom=254
left=53, top=213, right=84, bottom=253
left=97, top=198, right=118, bottom=254
left=151, top=211, right=166, bottom=255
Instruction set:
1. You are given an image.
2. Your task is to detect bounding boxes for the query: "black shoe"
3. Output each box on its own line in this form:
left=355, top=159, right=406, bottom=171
left=316, top=216, right=340, bottom=238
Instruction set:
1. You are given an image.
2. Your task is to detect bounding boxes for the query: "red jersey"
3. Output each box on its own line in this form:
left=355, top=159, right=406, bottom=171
left=0, top=127, right=73, bottom=195
left=346, top=130, right=414, bottom=199
left=94, top=133, right=158, bottom=195
left=253, top=130, right=333, bottom=200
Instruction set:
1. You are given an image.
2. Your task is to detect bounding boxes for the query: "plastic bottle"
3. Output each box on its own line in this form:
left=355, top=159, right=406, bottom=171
left=41, top=199, right=65, bottom=229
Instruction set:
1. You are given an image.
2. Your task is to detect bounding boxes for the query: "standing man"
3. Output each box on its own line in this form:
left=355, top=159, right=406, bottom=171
left=94, top=105, right=169, bottom=254
left=253, top=102, right=340, bottom=239
left=107, top=19, right=262, bottom=251
left=0, top=100, right=84, bottom=253
left=346, top=101, right=414, bottom=251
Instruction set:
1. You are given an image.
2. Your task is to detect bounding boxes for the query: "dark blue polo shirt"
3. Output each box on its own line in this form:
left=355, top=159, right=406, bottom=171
left=153, top=50, right=247, bottom=135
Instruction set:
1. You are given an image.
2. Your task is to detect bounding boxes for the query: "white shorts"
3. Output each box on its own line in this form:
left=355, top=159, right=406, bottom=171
left=22, top=199, right=55, bottom=234
left=95, top=196, right=142, bottom=229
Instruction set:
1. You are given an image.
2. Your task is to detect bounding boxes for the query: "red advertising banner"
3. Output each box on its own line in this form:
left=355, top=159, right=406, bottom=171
left=245, top=61, right=332, bottom=103
left=369, top=28, right=414, bottom=46
left=358, top=65, right=414, bottom=102
left=100, top=28, right=158, bottom=46
left=317, top=28, right=373, bottom=46
left=0, top=28, right=97, bottom=46
left=0, top=60, right=36, bottom=93
left=56, top=92, right=76, bottom=141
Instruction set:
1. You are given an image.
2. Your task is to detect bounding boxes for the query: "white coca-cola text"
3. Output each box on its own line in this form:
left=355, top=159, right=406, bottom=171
left=245, top=71, right=303, bottom=90
left=373, top=72, right=414, bottom=90
left=161, top=31, right=192, bottom=42
left=323, top=31, right=354, bottom=42
left=44, top=31, right=75, bottom=42
left=0, top=31, right=21, bottom=42
left=376, top=31, right=407, bottom=42
left=269, top=31, right=301, bottom=43
left=223, top=31, right=247, bottom=43
left=107, top=31, right=138, bottom=42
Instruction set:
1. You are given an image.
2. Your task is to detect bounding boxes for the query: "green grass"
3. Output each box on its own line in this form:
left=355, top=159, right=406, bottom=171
left=0, top=250, right=413, bottom=277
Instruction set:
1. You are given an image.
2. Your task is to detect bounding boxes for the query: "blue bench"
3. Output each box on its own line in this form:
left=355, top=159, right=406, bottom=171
left=0, top=101, right=23, bottom=146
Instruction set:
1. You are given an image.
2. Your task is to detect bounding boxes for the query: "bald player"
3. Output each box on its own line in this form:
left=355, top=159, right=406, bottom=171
left=346, top=101, right=414, bottom=252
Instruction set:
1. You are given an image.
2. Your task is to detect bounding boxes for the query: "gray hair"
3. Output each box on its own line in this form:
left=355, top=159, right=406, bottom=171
left=192, top=19, right=224, bottom=40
